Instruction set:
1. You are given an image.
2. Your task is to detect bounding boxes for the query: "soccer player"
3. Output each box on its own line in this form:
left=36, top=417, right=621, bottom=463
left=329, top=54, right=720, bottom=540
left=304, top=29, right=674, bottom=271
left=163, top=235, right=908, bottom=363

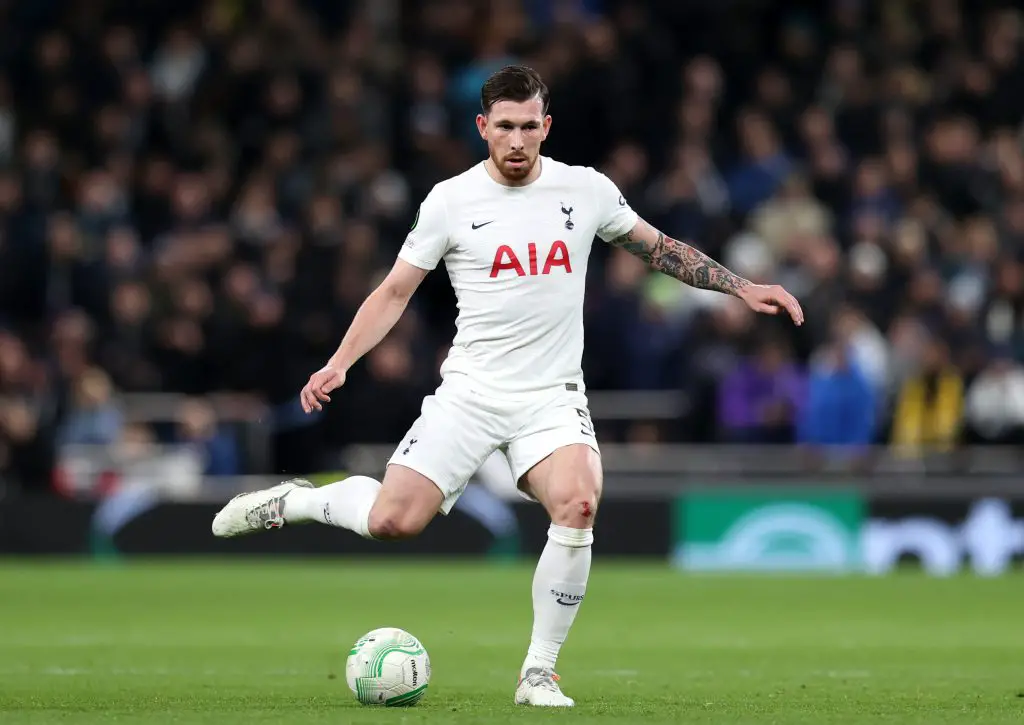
left=213, top=65, right=803, bottom=706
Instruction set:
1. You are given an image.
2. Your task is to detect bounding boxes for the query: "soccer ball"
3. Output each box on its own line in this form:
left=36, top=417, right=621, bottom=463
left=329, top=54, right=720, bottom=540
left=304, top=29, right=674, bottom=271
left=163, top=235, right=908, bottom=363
left=345, top=627, right=430, bottom=706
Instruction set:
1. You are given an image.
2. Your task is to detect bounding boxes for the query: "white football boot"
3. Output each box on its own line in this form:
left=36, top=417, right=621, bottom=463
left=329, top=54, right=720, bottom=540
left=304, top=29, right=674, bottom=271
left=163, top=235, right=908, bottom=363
left=211, top=478, right=314, bottom=537
left=514, top=667, right=575, bottom=707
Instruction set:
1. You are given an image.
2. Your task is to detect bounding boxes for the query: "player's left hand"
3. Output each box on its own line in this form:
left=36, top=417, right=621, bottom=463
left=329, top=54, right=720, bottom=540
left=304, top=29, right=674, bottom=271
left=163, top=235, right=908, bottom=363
left=737, top=284, right=804, bottom=325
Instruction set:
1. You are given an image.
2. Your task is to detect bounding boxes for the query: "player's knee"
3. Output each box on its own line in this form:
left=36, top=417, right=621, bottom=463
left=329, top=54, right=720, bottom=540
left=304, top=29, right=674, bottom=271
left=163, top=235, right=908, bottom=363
left=367, top=507, right=427, bottom=540
left=549, top=489, right=599, bottom=528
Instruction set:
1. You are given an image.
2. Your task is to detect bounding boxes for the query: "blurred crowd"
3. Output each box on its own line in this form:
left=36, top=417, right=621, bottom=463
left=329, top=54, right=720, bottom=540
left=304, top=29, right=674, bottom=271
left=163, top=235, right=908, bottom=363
left=2, top=0, right=1024, bottom=490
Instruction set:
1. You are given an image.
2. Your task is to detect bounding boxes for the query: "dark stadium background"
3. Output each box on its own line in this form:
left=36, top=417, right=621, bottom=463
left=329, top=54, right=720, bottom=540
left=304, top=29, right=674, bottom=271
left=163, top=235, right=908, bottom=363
left=0, top=0, right=1022, bottom=565
left=3, top=3, right=1024, bottom=724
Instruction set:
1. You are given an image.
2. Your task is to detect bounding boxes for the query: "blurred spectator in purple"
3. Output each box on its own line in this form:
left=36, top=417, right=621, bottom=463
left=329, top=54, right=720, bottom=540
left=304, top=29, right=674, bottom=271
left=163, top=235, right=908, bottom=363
left=718, top=337, right=806, bottom=443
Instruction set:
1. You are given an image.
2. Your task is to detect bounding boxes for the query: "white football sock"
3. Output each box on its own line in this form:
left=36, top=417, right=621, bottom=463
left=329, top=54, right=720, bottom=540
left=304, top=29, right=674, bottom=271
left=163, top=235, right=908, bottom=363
left=285, top=476, right=381, bottom=539
left=521, top=524, right=593, bottom=676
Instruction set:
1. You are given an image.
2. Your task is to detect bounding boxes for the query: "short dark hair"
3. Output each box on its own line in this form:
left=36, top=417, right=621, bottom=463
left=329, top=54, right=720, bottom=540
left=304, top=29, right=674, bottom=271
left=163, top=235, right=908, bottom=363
left=480, top=65, right=549, bottom=115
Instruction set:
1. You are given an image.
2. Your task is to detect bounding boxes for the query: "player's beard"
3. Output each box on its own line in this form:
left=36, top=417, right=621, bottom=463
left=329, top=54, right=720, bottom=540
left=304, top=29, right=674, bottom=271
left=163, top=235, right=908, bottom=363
left=492, top=147, right=535, bottom=183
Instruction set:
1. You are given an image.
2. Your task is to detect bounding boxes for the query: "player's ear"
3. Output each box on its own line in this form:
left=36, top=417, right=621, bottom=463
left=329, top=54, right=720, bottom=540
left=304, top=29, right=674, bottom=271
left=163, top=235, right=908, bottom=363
left=542, top=115, right=552, bottom=139
left=476, top=113, right=488, bottom=140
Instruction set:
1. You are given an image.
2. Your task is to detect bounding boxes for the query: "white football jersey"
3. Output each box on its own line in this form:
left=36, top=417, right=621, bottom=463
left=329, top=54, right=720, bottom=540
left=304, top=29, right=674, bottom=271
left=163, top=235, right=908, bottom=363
left=398, top=156, right=637, bottom=395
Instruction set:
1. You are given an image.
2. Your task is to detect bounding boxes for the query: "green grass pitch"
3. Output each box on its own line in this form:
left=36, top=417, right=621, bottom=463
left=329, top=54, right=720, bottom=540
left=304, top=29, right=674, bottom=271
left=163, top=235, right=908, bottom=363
left=0, top=559, right=1022, bottom=724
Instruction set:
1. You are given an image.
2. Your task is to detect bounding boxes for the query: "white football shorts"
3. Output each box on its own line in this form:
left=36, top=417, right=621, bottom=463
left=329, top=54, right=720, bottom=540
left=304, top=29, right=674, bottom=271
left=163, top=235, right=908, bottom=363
left=386, top=378, right=599, bottom=514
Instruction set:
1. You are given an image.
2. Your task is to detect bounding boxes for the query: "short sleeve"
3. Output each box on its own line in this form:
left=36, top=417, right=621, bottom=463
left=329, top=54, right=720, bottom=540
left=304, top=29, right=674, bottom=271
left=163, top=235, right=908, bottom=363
left=590, top=169, right=639, bottom=242
left=398, top=185, right=450, bottom=271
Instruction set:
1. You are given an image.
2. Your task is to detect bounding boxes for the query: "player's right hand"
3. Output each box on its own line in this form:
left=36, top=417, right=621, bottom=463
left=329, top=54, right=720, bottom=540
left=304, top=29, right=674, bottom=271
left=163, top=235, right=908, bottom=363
left=737, top=284, right=804, bottom=326
left=301, top=365, right=346, bottom=413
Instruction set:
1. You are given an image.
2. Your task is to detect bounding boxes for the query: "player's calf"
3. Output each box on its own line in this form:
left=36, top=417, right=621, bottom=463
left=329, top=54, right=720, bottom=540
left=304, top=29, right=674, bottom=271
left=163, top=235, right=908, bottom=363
left=512, top=444, right=599, bottom=695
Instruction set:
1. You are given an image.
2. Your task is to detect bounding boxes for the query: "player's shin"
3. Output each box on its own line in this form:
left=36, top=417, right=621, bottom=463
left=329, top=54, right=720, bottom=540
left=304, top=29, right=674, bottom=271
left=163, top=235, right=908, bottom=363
left=521, top=523, right=593, bottom=675
left=285, top=475, right=381, bottom=539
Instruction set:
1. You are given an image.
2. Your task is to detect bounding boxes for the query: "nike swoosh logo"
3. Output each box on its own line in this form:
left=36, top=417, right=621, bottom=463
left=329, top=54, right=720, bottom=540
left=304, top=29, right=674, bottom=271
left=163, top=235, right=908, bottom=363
left=471, top=221, right=495, bottom=230
left=556, top=597, right=581, bottom=606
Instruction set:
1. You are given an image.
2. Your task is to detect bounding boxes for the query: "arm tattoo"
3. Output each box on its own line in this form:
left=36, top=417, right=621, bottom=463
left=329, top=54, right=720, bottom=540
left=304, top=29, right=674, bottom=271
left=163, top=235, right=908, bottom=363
left=608, top=229, right=751, bottom=296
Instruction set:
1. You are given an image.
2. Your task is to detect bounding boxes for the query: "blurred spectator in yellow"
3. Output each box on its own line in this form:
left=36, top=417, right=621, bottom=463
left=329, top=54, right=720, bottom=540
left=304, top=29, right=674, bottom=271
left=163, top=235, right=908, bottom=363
left=890, top=337, right=964, bottom=454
